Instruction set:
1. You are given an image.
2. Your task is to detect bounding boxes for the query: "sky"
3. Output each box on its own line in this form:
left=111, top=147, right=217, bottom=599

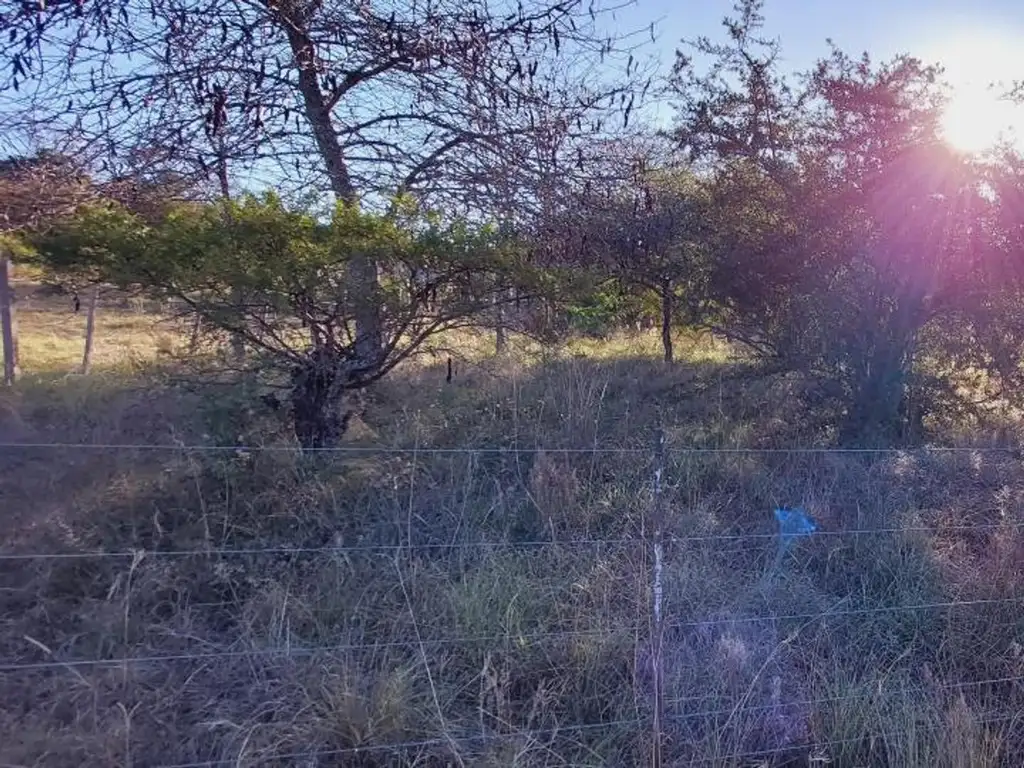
left=6, top=0, right=1024, bottom=187
left=637, top=0, right=1024, bottom=74
left=625, top=0, right=1024, bottom=139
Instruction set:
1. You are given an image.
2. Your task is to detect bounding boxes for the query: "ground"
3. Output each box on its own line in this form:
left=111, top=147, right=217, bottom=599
left=1, top=281, right=1023, bottom=767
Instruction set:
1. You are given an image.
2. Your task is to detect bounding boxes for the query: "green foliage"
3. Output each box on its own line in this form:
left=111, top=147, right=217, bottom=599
left=0, top=231, right=36, bottom=260
left=27, top=201, right=151, bottom=289
left=565, top=283, right=644, bottom=338
left=33, top=192, right=538, bottom=445
left=38, top=193, right=530, bottom=345
left=668, top=0, right=1024, bottom=444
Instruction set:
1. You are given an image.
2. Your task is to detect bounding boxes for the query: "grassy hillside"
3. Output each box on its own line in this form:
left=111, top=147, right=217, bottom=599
left=1, top=297, right=1023, bottom=767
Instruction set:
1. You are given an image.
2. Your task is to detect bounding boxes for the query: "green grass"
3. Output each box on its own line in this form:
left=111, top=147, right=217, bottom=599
left=1, top=302, right=1023, bottom=766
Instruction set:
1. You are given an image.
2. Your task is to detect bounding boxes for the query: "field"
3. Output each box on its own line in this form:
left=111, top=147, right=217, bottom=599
left=2, top=286, right=1024, bottom=767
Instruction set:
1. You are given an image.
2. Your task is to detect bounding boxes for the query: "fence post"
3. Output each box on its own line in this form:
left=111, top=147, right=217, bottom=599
left=81, top=286, right=99, bottom=374
left=0, top=249, right=19, bottom=386
left=650, top=427, right=667, bottom=767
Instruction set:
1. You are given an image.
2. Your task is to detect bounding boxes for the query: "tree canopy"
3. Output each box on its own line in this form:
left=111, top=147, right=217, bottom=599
left=9, top=0, right=1024, bottom=448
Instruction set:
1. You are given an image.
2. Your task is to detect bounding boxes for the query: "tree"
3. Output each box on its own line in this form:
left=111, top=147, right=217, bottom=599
left=565, top=141, right=712, bottom=361
left=36, top=193, right=539, bottom=447
left=670, top=0, right=798, bottom=177
left=937, top=148, right=1024, bottom=416
left=795, top=49, right=985, bottom=441
left=1, top=0, right=650, bottom=376
left=669, top=0, right=998, bottom=444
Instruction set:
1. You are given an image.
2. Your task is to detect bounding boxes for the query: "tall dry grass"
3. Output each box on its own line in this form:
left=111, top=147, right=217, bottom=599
left=1, top=306, right=1023, bottom=766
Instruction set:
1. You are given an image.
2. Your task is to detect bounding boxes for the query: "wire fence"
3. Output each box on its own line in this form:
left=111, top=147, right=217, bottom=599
left=2, top=439, right=1024, bottom=454
left=2, top=440, right=1023, bottom=766
left=0, top=519, right=1020, bottom=561
left=4, top=597, right=1021, bottom=675
left=151, top=710, right=1024, bottom=768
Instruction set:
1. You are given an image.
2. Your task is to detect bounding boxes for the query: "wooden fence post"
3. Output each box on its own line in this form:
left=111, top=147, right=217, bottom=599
left=81, top=286, right=99, bottom=374
left=0, top=249, right=19, bottom=385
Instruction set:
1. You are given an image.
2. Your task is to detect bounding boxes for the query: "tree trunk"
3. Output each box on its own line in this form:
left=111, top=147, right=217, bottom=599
left=350, top=256, right=382, bottom=368
left=188, top=312, right=203, bottom=354
left=215, top=140, right=246, bottom=363
left=0, top=250, right=18, bottom=385
left=495, top=293, right=508, bottom=355
left=660, top=281, right=674, bottom=364
left=80, top=286, right=99, bottom=374
left=228, top=311, right=247, bottom=361
left=839, top=294, right=923, bottom=447
left=289, top=348, right=352, bottom=450
left=839, top=340, right=910, bottom=447
left=279, top=11, right=381, bottom=369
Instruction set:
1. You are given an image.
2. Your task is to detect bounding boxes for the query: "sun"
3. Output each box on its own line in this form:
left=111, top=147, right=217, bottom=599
left=940, top=83, right=1022, bottom=154
left=923, top=30, right=1024, bottom=154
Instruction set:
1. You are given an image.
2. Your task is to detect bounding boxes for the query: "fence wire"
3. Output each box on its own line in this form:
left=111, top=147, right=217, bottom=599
left=151, top=709, right=1022, bottom=768
left=2, top=440, right=1022, bottom=765
left=2, top=440, right=1023, bottom=454
left=0, top=518, right=1019, bottom=561
left=2, top=596, right=1020, bottom=674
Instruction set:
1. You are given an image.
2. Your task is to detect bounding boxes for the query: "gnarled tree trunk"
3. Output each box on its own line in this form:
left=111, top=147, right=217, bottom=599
left=279, top=9, right=381, bottom=370
left=289, top=349, right=353, bottom=450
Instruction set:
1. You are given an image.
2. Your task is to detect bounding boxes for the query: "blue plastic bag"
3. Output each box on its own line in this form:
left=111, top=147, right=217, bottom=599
left=774, top=507, right=818, bottom=551
left=759, top=507, right=817, bottom=586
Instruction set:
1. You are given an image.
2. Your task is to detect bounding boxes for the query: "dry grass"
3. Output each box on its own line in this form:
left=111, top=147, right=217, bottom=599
left=12, top=281, right=184, bottom=375
left=1, top=303, right=1024, bottom=767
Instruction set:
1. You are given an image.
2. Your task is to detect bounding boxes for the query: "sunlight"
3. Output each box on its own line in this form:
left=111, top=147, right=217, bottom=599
left=926, top=33, right=1024, bottom=154
left=941, top=87, right=1021, bottom=153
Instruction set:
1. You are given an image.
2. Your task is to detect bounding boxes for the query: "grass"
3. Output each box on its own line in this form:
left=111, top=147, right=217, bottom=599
left=11, top=280, right=183, bottom=375
left=2, top=299, right=1024, bottom=766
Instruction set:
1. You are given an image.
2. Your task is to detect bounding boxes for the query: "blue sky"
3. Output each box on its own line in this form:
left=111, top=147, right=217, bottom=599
left=621, top=0, right=1024, bottom=141
left=7, top=0, right=1024, bottom=183
left=635, top=0, right=1024, bottom=74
